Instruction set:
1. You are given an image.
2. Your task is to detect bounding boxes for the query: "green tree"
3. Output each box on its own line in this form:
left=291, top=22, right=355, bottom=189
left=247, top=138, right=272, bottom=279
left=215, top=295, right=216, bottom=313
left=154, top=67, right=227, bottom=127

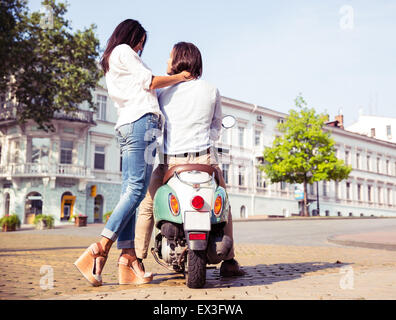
left=260, top=95, right=352, bottom=216
left=0, top=0, right=28, bottom=92
left=1, top=0, right=102, bottom=131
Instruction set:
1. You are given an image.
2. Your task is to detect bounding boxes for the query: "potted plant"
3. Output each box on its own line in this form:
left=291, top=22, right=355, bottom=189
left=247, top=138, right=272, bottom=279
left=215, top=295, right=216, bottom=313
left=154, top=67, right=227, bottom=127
left=33, top=214, right=55, bottom=230
left=0, top=214, right=21, bottom=232
left=103, top=211, right=113, bottom=223
left=73, top=214, right=88, bottom=227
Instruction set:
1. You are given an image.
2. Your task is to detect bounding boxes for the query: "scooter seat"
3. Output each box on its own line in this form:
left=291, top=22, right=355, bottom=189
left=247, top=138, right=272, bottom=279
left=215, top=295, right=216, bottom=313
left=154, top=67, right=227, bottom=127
left=163, top=164, right=222, bottom=186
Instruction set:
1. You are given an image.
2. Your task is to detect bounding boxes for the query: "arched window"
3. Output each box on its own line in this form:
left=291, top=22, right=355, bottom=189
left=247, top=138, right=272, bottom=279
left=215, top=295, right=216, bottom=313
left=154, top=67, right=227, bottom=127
left=25, top=192, right=43, bottom=224
left=240, top=205, right=246, bottom=218
left=61, top=192, right=75, bottom=221
left=94, top=195, right=104, bottom=223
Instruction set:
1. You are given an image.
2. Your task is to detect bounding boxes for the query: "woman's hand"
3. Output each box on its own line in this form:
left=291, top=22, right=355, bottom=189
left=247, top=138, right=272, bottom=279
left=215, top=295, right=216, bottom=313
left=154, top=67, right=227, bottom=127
left=180, top=71, right=193, bottom=81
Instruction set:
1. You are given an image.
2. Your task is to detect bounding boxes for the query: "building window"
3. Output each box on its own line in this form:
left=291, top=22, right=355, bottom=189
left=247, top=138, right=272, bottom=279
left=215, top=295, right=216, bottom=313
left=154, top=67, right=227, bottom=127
left=96, top=94, right=107, bottom=121
left=368, top=185, right=372, bottom=202
left=280, top=181, right=286, bottom=190
left=386, top=125, right=391, bottom=137
left=387, top=189, right=392, bottom=205
left=356, top=153, right=360, bottom=169
left=32, top=138, right=50, bottom=164
left=376, top=157, right=380, bottom=173
left=254, top=130, right=261, bottom=147
left=345, top=150, right=350, bottom=165
left=60, top=140, right=73, bottom=164
left=4, top=193, right=10, bottom=215
left=335, top=182, right=340, bottom=198
left=386, top=160, right=390, bottom=175
left=238, top=166, right=245, bottom=186
left=367, top=156, right=371, bottom=171
left=378, top=187, right=382, bottom=204
left=240, top=205, right=246, bottom=218
left=222, top=164, right=229, bottom=185
left=94, top=145, right=105, bottom=170
left=256, top=167, right=263, bottom=188
left=370, top=128, right=376, bottom=137
left=323, top=181, right=327, bottom=196
left=238, top=127, right=245, bottom=147
left=309, top=183, right=314, bottom=195
left=357, top=184, right=362, bottom=201
left=346, top=182, right=351, bottom=200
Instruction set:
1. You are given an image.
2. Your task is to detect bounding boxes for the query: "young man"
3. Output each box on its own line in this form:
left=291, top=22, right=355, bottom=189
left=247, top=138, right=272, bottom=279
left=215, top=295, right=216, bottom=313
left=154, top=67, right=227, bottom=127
left=135, top=42, right=245, bottom=277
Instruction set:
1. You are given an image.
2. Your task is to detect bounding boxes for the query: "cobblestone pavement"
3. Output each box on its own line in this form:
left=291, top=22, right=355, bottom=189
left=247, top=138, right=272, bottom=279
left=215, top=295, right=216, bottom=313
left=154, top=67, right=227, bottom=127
left=0, top=225, right=395, bottom=300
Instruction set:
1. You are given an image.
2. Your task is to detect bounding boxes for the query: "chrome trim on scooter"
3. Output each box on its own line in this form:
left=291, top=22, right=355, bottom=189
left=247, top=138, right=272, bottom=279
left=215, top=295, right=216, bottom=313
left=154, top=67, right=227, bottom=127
left=174, top=171, right=215, bottom=187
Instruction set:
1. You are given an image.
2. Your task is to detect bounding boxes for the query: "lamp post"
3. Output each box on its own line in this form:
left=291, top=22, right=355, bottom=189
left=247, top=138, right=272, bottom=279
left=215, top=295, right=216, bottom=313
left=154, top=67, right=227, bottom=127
left=316, top=181, right=320, bottom=216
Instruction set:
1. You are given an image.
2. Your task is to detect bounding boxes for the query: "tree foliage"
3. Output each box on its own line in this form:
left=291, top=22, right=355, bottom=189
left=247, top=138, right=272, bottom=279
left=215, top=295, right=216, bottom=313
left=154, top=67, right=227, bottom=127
left=261, top=94, right=352, bottom=216
left=0, top=0, right=102, bottom=131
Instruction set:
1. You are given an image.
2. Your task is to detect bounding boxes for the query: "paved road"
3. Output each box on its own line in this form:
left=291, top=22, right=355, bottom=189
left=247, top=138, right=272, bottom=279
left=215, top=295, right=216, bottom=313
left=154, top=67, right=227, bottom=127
left=232, top=218, right=396, bottom=246
left=17, top=217, right=396, bottom=247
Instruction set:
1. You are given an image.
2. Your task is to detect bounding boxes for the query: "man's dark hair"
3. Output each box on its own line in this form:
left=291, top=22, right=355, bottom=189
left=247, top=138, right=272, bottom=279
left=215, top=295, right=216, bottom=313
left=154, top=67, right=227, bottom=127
left=170, top=42, right=202, bottom=79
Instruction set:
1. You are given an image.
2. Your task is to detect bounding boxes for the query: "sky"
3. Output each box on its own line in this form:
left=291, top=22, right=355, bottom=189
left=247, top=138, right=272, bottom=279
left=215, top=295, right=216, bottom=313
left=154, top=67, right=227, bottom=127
left=27, top=0, right=396, bottom=126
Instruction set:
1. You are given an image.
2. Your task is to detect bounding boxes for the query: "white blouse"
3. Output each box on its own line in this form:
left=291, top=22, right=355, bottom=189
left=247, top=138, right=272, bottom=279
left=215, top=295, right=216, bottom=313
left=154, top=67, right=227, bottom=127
left=105, top=44, right=163, bottom=129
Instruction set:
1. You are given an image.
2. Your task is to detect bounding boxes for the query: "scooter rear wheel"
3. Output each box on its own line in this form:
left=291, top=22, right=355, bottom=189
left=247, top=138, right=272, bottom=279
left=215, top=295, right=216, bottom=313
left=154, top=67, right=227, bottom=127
left=186, top=250, right=206, bottom=288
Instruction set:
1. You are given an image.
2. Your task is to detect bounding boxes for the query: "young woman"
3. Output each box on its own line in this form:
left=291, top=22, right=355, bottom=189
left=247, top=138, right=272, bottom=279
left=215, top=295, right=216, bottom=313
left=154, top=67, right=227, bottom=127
left=74, top=19, right=191, bottom=287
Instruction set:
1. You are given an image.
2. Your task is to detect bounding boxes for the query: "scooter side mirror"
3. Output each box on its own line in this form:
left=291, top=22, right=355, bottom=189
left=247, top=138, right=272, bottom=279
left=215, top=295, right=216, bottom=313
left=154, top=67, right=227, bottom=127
left=222, top=115, right=236, bottom=129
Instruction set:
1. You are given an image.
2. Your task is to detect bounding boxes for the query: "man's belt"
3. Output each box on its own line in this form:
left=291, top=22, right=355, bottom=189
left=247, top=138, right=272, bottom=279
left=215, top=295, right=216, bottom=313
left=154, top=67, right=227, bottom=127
left=165, top=147, right=211, bottom=158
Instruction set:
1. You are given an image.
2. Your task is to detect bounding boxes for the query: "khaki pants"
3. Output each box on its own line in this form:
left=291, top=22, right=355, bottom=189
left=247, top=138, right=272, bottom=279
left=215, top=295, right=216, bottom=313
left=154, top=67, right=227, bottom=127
left=135, top=148, right=235, bottom=261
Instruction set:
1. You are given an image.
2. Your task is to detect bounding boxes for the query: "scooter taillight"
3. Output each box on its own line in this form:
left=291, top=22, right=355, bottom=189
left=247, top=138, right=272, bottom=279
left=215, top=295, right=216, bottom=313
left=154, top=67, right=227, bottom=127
left=169, top=194, right=180, bottom=215
left=214, top=195, right=222, bottom=215
left=191, top=195, right=204, bottom=210
left=189, top=233, right=206, bottom=240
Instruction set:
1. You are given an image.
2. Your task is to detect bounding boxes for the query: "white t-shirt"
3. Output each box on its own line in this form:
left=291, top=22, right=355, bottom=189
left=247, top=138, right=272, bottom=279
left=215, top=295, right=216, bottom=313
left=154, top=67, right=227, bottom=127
left=105, top=44, right=163, bottom=129
left=158, top=79, right=222, bottom=154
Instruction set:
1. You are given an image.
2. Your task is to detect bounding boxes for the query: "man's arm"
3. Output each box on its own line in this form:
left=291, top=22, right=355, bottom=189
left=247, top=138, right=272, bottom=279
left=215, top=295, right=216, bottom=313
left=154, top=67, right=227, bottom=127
left=210, top=89, right=223, bottom=141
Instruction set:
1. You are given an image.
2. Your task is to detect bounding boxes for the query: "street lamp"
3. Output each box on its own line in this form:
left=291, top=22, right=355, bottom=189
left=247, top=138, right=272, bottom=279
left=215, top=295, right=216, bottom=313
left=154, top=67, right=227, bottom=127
left=316, top=181, right=320, bottom=216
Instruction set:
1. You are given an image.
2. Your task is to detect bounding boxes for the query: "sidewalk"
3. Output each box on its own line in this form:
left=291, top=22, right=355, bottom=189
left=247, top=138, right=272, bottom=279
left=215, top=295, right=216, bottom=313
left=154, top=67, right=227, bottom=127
left=328, top=230, right=396, bottom=251
left=1, top=224, right=396, bottom=300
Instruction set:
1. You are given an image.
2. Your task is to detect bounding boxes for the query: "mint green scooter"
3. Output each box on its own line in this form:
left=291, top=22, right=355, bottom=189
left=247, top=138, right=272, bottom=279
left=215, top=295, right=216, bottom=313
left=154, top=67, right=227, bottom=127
left=151, top=116, right=236, bottom=288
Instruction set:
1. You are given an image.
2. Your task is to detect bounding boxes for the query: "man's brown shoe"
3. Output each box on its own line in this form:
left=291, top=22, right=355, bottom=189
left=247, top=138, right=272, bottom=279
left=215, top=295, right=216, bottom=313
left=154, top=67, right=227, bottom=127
left=220, top=258, right=246, bottom=277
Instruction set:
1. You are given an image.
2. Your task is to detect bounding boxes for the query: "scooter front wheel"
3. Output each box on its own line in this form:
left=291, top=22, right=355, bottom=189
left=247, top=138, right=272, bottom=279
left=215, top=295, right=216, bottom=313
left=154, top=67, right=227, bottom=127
left=186, top=250, right=206, bottom=288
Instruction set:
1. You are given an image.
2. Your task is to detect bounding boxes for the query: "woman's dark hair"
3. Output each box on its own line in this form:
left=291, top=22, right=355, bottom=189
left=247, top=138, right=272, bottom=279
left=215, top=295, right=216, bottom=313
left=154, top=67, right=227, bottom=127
left=169, top=42, right=202, bottom=79
left=100, top=19, right=147, bottom=73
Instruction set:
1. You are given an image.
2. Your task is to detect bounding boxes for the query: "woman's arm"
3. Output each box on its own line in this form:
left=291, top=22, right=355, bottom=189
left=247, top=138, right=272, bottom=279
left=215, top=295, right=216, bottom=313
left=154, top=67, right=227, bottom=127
left=149, top=71, right=191, bottom=90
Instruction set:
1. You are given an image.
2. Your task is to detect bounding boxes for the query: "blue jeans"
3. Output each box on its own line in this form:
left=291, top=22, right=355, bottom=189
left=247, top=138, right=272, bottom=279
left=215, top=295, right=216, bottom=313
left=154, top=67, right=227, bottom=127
left=101, top=113, right=161, bottom=249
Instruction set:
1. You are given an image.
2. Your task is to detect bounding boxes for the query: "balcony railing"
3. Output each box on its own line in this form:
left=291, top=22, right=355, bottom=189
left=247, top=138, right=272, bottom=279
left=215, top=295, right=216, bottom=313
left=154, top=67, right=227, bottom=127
left=0, top=163, right=93, bottom=179
left=0, top=103, right=95, bottom=124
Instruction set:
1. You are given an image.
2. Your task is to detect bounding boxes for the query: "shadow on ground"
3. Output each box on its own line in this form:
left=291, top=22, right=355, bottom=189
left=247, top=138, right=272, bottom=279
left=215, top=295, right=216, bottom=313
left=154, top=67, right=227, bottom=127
left=205, top=262, right=349, bottom=289
left=149, top=261, right=350, bottom=289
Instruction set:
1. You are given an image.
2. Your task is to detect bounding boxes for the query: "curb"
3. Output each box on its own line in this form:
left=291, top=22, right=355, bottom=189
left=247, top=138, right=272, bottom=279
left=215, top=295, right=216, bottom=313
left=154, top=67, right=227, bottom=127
left=327, top=235, right=396, bottom=251
left=233, top=216, right=396, bottom=223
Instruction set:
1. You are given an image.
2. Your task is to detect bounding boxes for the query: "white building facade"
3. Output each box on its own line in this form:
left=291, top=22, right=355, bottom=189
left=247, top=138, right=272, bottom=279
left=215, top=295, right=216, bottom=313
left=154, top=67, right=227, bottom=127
left=1, top=84, right=396, bottom=224
left=0, top=78, right=123, bottom=225
left=216, top=98, right=396, bottom=219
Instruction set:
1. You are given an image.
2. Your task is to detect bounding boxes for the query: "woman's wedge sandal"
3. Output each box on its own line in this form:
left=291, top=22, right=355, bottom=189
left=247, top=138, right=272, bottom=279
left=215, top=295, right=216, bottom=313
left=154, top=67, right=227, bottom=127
left=74, top=242, right=108, bottom=287
left=118, top=253, right=153, bottom=285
